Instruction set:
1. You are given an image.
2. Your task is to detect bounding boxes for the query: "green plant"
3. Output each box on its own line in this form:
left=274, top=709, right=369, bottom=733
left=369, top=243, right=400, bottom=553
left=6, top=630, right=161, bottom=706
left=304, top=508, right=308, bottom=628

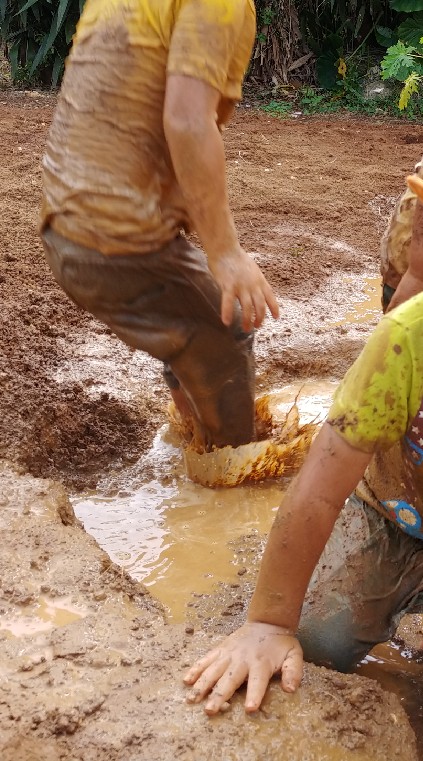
left=0, top=0, right=85, bottom=86
left=299, top=1, right=396, bottom=89
left=261, top=99, right=293, bottom=115
left=380, top=0, right=423, bottom=110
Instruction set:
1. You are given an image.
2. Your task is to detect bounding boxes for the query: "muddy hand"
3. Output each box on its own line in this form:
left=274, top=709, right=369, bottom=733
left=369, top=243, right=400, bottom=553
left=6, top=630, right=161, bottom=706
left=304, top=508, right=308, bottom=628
left=208, top=248, right=279, bottom=332
left=183, top=622, right=303, bottom=715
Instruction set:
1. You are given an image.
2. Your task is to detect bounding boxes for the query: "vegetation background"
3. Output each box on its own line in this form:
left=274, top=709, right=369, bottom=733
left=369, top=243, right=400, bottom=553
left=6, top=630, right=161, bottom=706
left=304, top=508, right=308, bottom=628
left=1, top=0, right=423, bottom=116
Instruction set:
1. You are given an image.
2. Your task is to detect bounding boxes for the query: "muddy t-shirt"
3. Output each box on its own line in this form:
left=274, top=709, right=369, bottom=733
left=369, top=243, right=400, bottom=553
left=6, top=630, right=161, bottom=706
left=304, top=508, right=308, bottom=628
left=327, top=292, right=423, bottom=540
left=41, top=0, right=256, bottom=255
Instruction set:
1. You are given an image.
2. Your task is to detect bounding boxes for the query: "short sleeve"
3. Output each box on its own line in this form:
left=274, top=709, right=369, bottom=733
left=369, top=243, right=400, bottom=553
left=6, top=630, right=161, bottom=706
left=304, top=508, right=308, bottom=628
left=167, top=0, right=255, bottom=98
left=327, top=314, right=413, bottom=453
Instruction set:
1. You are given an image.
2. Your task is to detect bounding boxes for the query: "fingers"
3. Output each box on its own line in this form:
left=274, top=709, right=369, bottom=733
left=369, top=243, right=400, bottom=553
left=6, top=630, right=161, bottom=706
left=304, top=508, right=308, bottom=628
left=221, top=284, right=279, bottom=330
left=264, top=281, right=280, bottom=321
left=185, top=657, right=230, bottom=705
left=239, top=291, right=255, bottom=332
left=220, top=289, right=235, bottom=327
left=183, top=648, right=222, bottom=685
left=244, top=660, right=273, bottom=713
left=204, top=662, right=249, bottom=715
left=281, top=645, right=303, bottom=693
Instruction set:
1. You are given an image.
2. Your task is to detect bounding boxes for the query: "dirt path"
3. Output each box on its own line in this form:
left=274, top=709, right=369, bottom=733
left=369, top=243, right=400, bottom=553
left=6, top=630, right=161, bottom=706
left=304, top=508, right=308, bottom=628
left=0, top=91, right=422, bottom=758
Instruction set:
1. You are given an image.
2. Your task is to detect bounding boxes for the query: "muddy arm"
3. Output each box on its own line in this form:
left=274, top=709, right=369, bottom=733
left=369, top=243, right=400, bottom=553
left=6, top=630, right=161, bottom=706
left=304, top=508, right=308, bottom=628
left=184, top=424, right=371, bottom=714
left=163, top=74, right=278, bottom=331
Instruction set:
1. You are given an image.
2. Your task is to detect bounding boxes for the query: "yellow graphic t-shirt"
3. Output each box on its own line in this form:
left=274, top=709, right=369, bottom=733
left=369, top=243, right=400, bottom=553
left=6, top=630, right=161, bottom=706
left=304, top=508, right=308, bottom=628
left=328, top=292, right=423, bottom=539
left=41, top=0, right=256, bottom=254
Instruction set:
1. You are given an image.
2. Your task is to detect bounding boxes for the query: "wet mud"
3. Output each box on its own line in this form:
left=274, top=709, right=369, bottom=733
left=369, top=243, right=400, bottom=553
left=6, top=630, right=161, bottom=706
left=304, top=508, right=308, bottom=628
left=0, top=90, right=423, bottom=758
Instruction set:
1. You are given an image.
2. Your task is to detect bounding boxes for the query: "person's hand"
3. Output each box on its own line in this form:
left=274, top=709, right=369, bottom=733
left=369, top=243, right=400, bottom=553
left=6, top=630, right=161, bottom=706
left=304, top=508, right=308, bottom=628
left=183, top=622, right=303, bottom=715
left=208, top=248, right=280, bottom=331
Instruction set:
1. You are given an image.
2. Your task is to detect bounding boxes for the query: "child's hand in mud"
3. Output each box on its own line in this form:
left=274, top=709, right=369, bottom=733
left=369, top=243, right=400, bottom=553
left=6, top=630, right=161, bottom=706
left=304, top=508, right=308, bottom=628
left=208, top=247, right=279, bottom=332
left=183, top=622, right=303, bottom=715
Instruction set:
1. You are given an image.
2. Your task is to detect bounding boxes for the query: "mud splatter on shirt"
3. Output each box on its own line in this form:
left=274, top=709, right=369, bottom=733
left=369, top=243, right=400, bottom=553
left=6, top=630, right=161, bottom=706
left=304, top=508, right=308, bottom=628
left=328, top=292, right=423, bottom=539
left=41, top=0, right=255, bottom=255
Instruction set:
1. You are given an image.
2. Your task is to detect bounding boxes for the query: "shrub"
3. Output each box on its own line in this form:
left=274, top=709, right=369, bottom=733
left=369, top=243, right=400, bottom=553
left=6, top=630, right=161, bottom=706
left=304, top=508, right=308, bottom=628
left=0, top=0, right=85, bottom=86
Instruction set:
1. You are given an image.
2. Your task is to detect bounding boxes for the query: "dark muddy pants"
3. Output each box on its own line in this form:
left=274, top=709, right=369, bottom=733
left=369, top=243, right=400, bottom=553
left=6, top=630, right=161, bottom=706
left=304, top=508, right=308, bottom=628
left=299, top=495, right=423, bottom=672
left=42, top=227, right=255, bottom=450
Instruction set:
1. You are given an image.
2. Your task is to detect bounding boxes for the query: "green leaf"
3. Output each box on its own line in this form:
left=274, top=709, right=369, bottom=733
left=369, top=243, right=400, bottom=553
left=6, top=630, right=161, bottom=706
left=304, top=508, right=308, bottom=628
left=381, top=41, right=418, bottom=81
left=51, top=53, right=64, bottom=86
left=57, top=0, right=71, bottom=31
left=390, top=0, right=423, bottom=11
left=0, top=0, right=7, bottom=23
left=9, top=40, right=19, bottom=79
left=29, top=16, right=59, bottom=76
left=65, top=15, right=76, bottom=43
left=375, top=25, right=398, bottom=48
left=399, top=71, right=421, bottom=109
left=316, top=50, right=339, bottom=90
left=15, top=0, right=39, bottom=15
left=398, top=13, right=423, bottom=51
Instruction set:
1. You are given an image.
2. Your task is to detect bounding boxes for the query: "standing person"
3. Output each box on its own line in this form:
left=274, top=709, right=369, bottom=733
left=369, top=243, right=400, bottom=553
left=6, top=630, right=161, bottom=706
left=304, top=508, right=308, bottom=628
left=40, top=0, right=279, bottom=451
left=184, top=174, right=423, bottom=715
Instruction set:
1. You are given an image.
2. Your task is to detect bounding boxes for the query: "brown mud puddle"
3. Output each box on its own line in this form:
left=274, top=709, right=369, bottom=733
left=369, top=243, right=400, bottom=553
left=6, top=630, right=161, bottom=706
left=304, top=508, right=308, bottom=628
left=72, top=381, right=336, bottom=619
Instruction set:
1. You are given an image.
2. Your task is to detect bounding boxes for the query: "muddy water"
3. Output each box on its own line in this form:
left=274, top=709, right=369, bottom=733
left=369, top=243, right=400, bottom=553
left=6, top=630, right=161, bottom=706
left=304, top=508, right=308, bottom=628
left=73, top=381, right=338, bottom=621
left=338, top=274, right=382, bottom=324
left=0, top=595, right=87, bottom=637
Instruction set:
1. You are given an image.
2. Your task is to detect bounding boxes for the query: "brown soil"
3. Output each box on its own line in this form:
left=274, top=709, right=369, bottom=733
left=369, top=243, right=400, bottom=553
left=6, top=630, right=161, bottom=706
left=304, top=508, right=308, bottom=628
left=2, top=92, right=422, bottom=490
left=1, top=90, right=423, bottom=759
left=0, top=464, right=418, bottom=761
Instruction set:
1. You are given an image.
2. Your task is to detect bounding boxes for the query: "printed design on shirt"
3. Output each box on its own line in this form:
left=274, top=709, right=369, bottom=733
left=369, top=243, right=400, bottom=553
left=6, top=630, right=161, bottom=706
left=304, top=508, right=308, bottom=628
left=381, top=500, right=422, bottom=538
left=404, top=404, right=423, bottom=465
left=401, top=402, right=423, bottom=501
left=405, top=435, right=423, bottom=465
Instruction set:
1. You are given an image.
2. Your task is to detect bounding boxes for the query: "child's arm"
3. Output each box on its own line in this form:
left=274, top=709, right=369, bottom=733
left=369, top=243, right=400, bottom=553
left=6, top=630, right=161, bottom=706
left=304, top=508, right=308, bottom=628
left=184, top=423, right=371, bottom=714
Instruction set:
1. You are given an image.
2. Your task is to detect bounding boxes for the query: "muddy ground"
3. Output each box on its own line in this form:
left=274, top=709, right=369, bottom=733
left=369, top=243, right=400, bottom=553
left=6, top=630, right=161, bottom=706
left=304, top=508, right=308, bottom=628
left=0, top=90, right=422, bottom=759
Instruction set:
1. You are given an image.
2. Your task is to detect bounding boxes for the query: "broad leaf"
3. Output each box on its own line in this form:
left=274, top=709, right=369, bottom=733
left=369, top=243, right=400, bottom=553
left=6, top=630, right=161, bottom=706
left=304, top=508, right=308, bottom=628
left=381, top=41, right=418, bottom=81
left=390, top=0, right=423, bottom=11
left=398, top=13, right=423, bottom=51
left=375, top=25, right=398, bottom=48
left=399, top=71, right=421, bottom=109
left=316, top=50, right=339, bottom=90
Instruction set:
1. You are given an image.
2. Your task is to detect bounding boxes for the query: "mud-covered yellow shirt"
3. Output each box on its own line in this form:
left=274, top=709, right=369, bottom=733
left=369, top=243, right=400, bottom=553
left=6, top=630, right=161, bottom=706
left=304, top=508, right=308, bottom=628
left=328, top=292, right=423, bottom=539
left=41, top=0, right=256, bottom=255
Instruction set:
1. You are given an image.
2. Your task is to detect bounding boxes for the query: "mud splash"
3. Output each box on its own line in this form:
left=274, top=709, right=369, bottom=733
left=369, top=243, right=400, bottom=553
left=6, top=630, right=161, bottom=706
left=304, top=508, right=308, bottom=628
left=72, top=381, right=336, bottom=620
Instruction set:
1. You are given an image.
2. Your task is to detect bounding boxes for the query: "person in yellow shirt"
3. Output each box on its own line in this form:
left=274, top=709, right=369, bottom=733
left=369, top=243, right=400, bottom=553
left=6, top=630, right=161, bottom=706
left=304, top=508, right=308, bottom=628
left=184, top=175, right=423, bottom=715
left=40, top=0, right=279, bottom=451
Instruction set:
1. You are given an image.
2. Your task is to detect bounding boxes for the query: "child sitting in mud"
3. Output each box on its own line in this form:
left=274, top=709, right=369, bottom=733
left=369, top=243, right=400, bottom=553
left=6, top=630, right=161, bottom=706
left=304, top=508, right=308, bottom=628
left=184, top=167, right=423, bottom=715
